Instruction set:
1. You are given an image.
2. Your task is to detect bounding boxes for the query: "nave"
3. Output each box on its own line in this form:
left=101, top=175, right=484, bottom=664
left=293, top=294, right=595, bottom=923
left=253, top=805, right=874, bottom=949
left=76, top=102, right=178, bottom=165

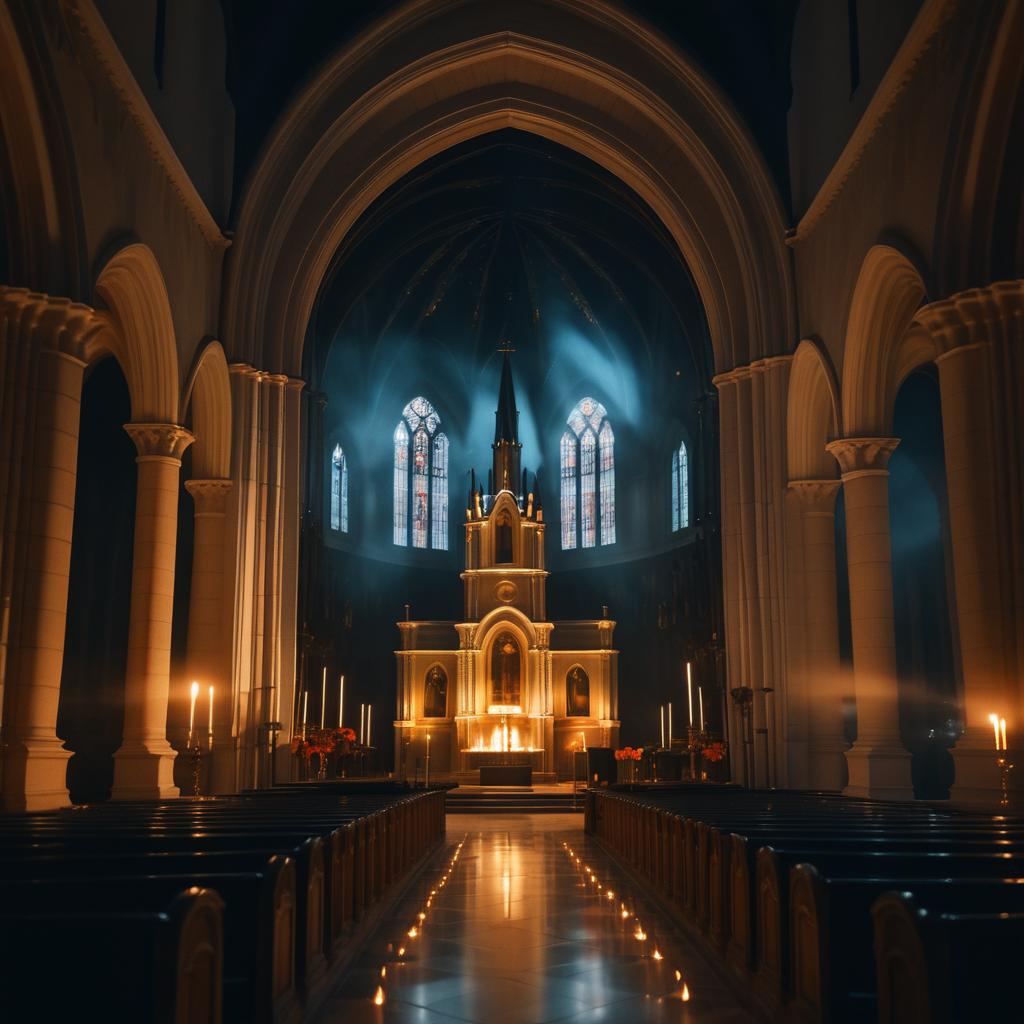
left=315, top=816, right=750, bottom=1024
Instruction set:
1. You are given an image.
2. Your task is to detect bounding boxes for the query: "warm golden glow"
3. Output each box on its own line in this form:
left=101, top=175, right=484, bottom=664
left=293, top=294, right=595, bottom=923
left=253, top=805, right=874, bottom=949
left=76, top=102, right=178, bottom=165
left=407, top=926, right=418, bottom=938
left=681, top=983, right=690, bottom=1002
left=373, top=986, right=385, bottom=1006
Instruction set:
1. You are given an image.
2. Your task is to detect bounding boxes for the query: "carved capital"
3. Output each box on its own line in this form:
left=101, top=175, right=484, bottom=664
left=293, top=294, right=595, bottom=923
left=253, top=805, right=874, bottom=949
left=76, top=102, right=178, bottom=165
left=787, top=479, right=841, bottom=515
left=918, top=280, right=1024, bottom=352
left=826, top=437, right=899, bottom=476
left=185, top=478, right=232, bottom=513
left=1, top=289, right=101, bottom=360
left=124, top=422, right=195, bottom=460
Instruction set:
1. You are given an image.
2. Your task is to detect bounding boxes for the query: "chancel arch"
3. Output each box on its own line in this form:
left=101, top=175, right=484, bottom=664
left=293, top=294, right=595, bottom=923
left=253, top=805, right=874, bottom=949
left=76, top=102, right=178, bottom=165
left=223, top=0, right=794, bottom=381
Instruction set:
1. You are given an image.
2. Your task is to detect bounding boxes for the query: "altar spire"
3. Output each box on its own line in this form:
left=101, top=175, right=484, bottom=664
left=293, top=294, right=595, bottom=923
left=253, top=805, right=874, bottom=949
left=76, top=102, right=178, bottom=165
left=492, top=343, right=522, bottom=493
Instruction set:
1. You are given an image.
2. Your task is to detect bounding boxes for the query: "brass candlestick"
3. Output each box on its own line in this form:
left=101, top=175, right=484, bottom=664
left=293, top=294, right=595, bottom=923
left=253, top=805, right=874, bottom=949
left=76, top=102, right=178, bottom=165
left=189, top=743, right=204, bottom=798
left=996, top=756, right=1014, bottom=809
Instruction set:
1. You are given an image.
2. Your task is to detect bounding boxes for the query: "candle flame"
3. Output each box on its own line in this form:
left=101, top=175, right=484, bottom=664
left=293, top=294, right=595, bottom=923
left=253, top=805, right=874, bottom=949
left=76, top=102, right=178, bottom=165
left=373, top=986, right=385, bottom=1006
left=407, top=926, right=418, bottom=938
left=653, top=949, right=663, bottom=960
left=634, top=927, right=647, bottom=941
left=681, top=983, right=690, bottom=1002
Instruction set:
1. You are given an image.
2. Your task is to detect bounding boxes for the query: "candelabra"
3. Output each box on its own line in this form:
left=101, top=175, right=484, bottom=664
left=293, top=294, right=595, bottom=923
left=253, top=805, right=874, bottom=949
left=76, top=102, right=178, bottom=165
left=685, top=726, right=711, bottom=781
left=996, top=755, right=1014, bottom=809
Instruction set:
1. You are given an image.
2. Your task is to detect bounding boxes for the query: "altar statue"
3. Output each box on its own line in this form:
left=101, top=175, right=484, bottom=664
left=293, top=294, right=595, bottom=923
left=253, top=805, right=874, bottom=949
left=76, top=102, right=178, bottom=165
left=491, top=632, right=521, bottom=707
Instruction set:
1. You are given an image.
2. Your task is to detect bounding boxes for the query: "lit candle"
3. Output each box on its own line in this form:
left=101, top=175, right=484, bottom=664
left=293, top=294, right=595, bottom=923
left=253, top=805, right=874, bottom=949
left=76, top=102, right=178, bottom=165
left=188, top=681, right=199, bottom=747
left=208, top=685, right=214, bottom=749
left=660, top=705, right=665, bottom=749
left=667, top=702, right=672, bottom=747
left=338, top=675, right=344, bottom=728
left=360, top=703, right=365, bottom=745
left=321, top=666, right=326, bottom=730
left=686, top=662, right=693, bottom=725
left=580, top=731, right=586, bottom=752
left=302, top=691, right=308, bottom=740
left=1000, top=718, right=1007, bottom=752
left=990, top=714, right=1001, bottom=751
left=698, top=686, right=704, bottom=732
left=367, top=705, right=372, bottom=748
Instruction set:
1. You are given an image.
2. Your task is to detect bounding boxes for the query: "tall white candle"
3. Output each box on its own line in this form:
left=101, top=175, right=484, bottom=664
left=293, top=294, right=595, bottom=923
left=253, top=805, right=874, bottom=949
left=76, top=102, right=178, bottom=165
left=360, top=703, right=365, bottom=745
left=1001, top=718, right=1007, bottom=752
left=667, top=702, right=673, bottom=747
left=686, top=662, right=693, bottom=725
left=660, top=705, right=665, bottom=749
left=208, top=685, right=214, bottom=749
left=698, top=686, right=704, bottom=732
left=302, top=691, right=308, bottom=740
left=367, top=705, right=372, bottom=748
left=338, top=675, right=344, bottom=728
left=188, top=681, right=199, bottom=747
left=991, top=714, right=1001, bottom=751
left=321, top=667, right=326, bottom=729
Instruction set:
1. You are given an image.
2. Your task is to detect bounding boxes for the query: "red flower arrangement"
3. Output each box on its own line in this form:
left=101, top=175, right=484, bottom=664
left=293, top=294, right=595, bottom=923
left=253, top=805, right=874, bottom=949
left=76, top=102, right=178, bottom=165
left=702, top=741, right=728, bottom=763
left=614, top=746, right=644, bottom=761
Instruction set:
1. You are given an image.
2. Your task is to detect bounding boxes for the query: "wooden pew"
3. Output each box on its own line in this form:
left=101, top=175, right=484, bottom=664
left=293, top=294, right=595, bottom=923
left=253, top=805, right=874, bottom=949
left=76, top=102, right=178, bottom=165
left=0, top=887, right=224, bottom=1024
left=873, top=891, right=1024, bottom=1024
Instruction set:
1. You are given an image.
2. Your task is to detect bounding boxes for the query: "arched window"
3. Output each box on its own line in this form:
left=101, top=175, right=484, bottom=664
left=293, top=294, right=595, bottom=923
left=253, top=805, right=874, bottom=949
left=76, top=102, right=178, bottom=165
left=560, top=398, right=615, bottom=549
left=394, top=397, right=448, bottom=549
left=566, top=666, right=590, bottom=717
left=671, top=440, right=689, bottom=531
left=330, top=444, right=348, bottom=532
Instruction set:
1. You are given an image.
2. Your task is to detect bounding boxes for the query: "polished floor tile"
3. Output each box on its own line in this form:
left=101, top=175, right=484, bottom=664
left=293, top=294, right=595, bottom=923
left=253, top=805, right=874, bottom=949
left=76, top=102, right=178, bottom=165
left=313, top=814, right=756, bottom=1023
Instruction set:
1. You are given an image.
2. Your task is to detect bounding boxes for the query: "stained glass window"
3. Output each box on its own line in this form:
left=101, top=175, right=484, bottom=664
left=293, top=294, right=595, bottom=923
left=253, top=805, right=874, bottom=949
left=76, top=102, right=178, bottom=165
left=330, top=444, right=348, bottom=532
left=560, top=398, right=615, bottom=550
left=431, top=432, right=449, bottom=551
left=671, top=440, right=689, bottom=531
left=394, top=397, right=448, bottom=549
left=560, top=431, right=577, bottom=550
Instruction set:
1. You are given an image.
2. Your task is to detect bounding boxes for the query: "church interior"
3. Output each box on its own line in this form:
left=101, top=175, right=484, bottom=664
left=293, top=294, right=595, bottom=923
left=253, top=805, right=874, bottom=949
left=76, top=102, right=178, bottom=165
left=0, top=1, right=1021, bottom=1021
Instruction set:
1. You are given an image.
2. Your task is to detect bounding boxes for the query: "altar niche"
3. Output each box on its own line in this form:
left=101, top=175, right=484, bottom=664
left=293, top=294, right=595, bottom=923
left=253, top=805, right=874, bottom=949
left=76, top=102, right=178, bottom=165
left=423, top=665, right=448, bottom=718
left=490, top=632, right=522, bottom=708
left=566, top=666, right=590, bottom=717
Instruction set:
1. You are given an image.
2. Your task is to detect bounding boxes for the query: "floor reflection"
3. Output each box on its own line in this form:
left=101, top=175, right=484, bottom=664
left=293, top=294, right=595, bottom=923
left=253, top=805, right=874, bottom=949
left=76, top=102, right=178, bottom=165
left=314, top=815, right=755, bottom=1023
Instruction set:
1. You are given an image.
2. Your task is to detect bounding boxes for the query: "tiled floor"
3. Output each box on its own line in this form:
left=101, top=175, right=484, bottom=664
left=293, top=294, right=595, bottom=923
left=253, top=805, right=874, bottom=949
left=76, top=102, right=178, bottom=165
left=313, top=814, right=756, bottom=1023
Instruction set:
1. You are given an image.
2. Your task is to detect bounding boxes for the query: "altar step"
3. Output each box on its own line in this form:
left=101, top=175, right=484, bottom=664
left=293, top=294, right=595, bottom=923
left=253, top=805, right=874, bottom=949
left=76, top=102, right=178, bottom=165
left=446, top=786, right=584, bottom=814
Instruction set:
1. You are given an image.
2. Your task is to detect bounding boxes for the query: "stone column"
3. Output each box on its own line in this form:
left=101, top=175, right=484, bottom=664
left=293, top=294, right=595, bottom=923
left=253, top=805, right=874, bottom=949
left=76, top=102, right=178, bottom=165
left=826, top=437, right=913, bottom=799
left=184, top=478, right=232, bottom=792
left=916, top=284, right=1024, bottom=805
left=1, top=298, right=95, bottom=810
left=112, top=423, right=194, bottom=800
left=788, top=479, right=847, bottom=791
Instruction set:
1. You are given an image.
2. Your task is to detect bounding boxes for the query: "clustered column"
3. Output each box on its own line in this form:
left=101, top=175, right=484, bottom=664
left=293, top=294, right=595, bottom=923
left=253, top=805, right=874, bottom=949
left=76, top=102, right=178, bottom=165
left=825, top=437, right=913, bottom=799
left=112, top=423, right=194, bottom=800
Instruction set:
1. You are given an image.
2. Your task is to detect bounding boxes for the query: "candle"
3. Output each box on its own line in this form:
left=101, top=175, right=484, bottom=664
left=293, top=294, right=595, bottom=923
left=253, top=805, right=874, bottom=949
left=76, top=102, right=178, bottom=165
left=367, top=705, right=373, bottom=748
left=321, top=667, right=326, bottom=730
left=668, top=702, right=673, bottom=747
left=188, top=681, right=199, bottom=747
left=686, top=662, right=693, bottom=725
left=302, top=691, right=308, bottom=740
left=338, top=675, right=345, bottom=728
left=360, top=703, right=365, bottom=745
left=660, top=706, right=665, bottom=749
left=698, top=686, right=704, bottom=732
left=580, top=731, right=586, bottom=752
left=208, top=685, right=214, bottom=749
left=1001, top=718, right=1007, bottom=752
left=990, top=714, right=1001, bottom=751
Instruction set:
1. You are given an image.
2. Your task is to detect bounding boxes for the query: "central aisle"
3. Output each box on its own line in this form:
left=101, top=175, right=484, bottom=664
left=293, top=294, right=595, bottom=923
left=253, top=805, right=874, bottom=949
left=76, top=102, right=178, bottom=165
left=315, top=814, right=755, bottom=1023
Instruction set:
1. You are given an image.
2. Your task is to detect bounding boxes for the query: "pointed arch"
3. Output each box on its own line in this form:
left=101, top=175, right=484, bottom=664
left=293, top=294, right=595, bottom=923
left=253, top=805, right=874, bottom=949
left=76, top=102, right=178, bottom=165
left=565, top=664, right=591, bottom=717
left=181, top=339, right=232, bottom=479
left=394, top=396, right=447, bottom=549
left=672, top=439, right=690, bottom=530
left=330, top=443, right=348, bottom=532
left=787, top=339, right=840, bottom=480
left=89, top=243, right=180, bottom=424
left=841, top=245, right=934, bottom=436
left=423, top=663, right=448, bottom=718
left=560, top=397, right=614, bottom=550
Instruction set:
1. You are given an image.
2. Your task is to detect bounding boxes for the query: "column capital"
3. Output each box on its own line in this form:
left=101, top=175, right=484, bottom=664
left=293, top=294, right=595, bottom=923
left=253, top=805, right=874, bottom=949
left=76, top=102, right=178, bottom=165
left=917, top=280, right=1024, bottom=350
left=185, top=477, right=232, bottom=512
left=826, top=437, right=899, bottom=476
left=124, top=422, right=195, bottom=460
left=787, top=478, right=841, bottom=514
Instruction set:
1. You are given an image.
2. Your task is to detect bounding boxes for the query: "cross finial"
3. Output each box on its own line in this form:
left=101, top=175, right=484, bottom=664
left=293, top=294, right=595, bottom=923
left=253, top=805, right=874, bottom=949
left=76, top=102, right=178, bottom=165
left=498, top=339, right=516, bottom=354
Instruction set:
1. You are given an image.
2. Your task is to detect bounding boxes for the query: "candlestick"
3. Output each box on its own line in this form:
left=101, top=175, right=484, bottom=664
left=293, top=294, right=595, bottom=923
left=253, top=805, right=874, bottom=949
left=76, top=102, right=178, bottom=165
left=188, top=681, right=199, bottom=747
left=338, top=675, right=344, bottom=728
left=321, top=667, right=326, bottom=729
left=660, top=705, right=665, bottom=749
left=698, top=686, right=704, bottom=732
left=686, top=662, right=693, bottom=725
left=208, top=685, right=214, bottom=749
